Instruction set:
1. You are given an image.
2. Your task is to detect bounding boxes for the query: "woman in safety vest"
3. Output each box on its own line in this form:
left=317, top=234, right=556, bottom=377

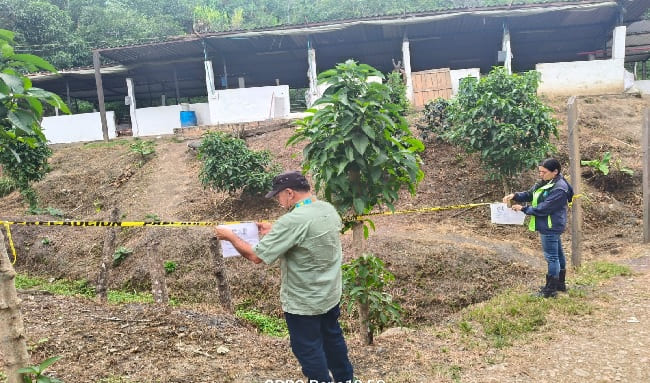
left=503, top=158, right=574, bottom=298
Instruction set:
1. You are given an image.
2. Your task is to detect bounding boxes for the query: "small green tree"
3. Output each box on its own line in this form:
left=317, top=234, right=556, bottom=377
left=288, top=60, right=423, bottom=229
left=444, top=67, right=558, bottom=191
left=289, top=60, right=422, bottom=344
left=342, top=253, right=403, bottom=345
left=0, top=29, right=69, bottom=208
left=197, top=131, right=279, bottom=196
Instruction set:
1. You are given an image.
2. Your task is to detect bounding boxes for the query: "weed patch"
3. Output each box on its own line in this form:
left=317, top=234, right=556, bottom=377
left=235, top=308, right=288, bottom=337
left=460, top=261, right=630, bottom=348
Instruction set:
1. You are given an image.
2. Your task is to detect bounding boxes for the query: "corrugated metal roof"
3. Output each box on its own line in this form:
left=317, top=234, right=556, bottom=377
left=33, top=0, right=650, bottom=103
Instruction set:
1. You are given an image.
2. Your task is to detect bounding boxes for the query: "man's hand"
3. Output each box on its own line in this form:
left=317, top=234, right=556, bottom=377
left=503, top=193, right=515, bottom=204
left=257, top=222, right=272, bottom=236
left=511, top=204, right=523, bottom=212
left=215, top=227, right=235, bottom=242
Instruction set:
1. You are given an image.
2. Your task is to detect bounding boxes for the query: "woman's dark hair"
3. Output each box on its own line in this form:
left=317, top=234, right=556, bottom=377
left=540, top=158, right=561, bottom=173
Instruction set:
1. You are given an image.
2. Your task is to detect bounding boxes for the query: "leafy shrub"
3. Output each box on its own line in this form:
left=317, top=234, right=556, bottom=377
left=18, top=356, right=62, bottom=383
left=198, top=131, right=279, bottom=195
left=342, top=253, right=403, bottom=344
left=164, top=261, right=177, bottom=274
left=444, top=67, right=559, bottom=182
left=419, top=97, right=450, bottom=141
left=112, top=246, right=133, bottom=266
left=581, top=151, right=633, bottom=176
left=129, top=139, right=156, bottom=166
left=385, top=71, right=409, bottom=115
left=0, top=139, right=52, bottom=208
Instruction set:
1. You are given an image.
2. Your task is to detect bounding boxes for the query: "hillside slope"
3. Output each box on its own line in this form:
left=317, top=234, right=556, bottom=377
left=1, top=94, right=649, bottom=382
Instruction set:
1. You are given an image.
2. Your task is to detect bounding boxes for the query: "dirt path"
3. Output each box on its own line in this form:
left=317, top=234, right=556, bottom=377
left=459, top=255, right=650, bottom=383
left=355, top=252, right=650, bottom=383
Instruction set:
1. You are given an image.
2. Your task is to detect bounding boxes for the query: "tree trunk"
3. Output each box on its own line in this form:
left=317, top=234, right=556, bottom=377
left=351, top=221, right=372, bottom=344
left=502, top=177, right=510, bottom=199
left=147, top=236, right=168, bottom=304
left=358, top=301, right=373, bottom=345
left=352, top=221, right=365, bottom=258
left=0, top=229, right=31, bottom=383
left=209, top=237, right=233, bottom=313
left=96, top=207, right=119, bottom=302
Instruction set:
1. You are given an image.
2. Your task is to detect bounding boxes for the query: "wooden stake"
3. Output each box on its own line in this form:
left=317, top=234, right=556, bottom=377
left=643, top=107, right=650, bottom=243
left=97, top=207, right=119, bottom=302
left=567, top=96, right=582, bottom=268
left=209, top=237, right=233, bottom=313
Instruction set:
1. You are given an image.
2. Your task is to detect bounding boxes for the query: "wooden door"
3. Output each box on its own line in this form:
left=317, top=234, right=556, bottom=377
left=411, top=68, right=453, bottom=108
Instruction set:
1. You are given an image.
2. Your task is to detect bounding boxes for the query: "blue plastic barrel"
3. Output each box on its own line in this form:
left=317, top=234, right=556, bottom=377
left=180, top=111, right=197, bottom=127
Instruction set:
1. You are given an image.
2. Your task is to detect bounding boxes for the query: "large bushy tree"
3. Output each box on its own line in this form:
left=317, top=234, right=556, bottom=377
left=443, top=66, right=558, bottom=190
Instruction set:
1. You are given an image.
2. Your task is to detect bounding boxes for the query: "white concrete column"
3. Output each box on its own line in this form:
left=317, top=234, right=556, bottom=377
left=161, top=94, right=166, bottom=106
left=126, top=77, right=139, bottom=136
left=502, top=24, right=513, bottom=74
left=402, top=39, right=413, bottom=103
left=307, top=47, right=318, bottom=107
left=204, top=60, right=216, bottom=95
left=238, top=77, right=245, bottom=88
left=612, top=25, right=626, bottom=60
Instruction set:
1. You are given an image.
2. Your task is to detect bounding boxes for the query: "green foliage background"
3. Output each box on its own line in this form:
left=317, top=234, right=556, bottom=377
left=0, top=0, right=610, bottom=69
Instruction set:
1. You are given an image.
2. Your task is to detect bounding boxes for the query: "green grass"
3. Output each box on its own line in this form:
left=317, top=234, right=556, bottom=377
left=461, top=261, right=630, bottom=348
left=573, top=261, right=632, bottom=287
left=83, top=140, right=131, bottom=149
left=235, top=308, right=288, bottom=337
left=0, top=177, right=16, bottom=197
left=15, top=274, right=95, bottom=298
left=15, top=273, right=177, bottom=305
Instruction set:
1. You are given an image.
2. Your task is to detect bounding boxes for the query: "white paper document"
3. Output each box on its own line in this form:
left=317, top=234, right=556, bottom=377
left=490, top=203, right=526, bottom=225
left=218, top=222, right=260, bottom=257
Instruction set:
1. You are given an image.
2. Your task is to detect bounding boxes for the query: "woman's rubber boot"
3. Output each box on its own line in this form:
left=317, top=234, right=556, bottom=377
left=537, top=275, right=558, bottom=298
left=538, top=274, right=551, bottom=293
left=558, top=269, right=567, bottom=292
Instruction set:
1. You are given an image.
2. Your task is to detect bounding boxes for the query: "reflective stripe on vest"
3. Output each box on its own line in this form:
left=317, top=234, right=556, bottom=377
left=528, top=182, right=554, bottom=232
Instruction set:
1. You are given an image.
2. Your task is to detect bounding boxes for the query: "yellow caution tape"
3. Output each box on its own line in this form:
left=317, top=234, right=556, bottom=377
left=0, top=220, right=248, bottom=227
left=0, top=196, right=581, bottom=263
left=355, top=202, right=491, bottom=220
left=3, top=223, right=16, bottom=265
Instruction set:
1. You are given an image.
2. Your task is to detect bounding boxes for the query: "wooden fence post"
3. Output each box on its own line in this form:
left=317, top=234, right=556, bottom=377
left=209, top=236, right=233, bottom=313
left=567, top=96, right=582, bottom=268
left=96, top=207, right=119, bottom=302
left=148, top=237, right=168, bottom=304
left=641, top=108, right=650, bottom=243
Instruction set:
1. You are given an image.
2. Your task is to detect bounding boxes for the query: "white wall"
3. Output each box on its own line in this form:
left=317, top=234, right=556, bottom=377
left=450, top=68, right=480, bottom=95
left=133, top=105, right=181, bottom=136
left=208, top=85, right=290, bottom=124
left=536, top=59, right=624, bottom=96
left=42, top=111, right=116, bottom=144
left=633, top=80, right=650, bottom=94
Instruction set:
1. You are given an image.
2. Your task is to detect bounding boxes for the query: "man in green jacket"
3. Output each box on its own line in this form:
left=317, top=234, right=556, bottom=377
left=215, top=171, right=354, bottom=383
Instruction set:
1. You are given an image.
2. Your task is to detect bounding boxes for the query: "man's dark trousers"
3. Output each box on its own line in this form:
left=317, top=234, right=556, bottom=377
left=284, top=304, right=354, bottom=383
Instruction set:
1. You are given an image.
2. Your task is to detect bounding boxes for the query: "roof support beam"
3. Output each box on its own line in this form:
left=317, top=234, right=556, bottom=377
left=92, top=51, right=109, bottom=142
left=402, top=36, right=413, bottom=102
